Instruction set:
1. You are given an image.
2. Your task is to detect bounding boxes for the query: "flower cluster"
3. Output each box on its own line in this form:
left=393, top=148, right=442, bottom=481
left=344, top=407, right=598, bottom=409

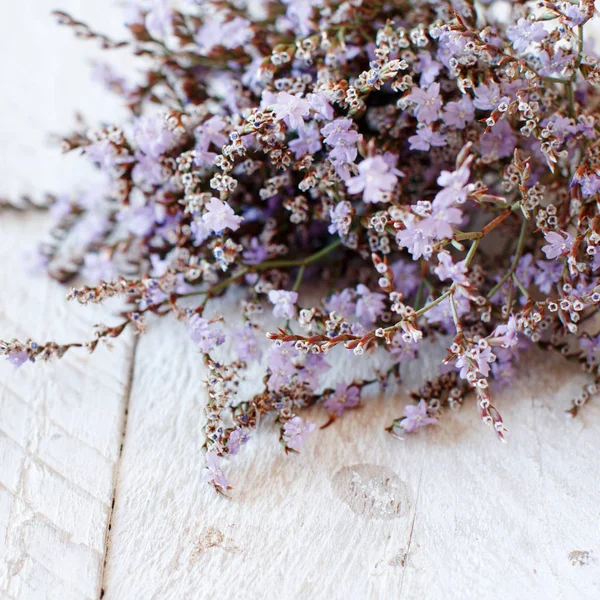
left=4, top=0, right=600, bottom=493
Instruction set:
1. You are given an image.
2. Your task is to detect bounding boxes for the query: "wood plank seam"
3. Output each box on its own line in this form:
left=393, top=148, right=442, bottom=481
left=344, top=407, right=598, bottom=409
left=99, top=335, right=139, bottom=600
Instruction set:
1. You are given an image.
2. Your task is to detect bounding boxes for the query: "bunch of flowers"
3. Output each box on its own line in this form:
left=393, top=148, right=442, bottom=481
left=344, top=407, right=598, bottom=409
left=4, top=0, right=600, bottom=494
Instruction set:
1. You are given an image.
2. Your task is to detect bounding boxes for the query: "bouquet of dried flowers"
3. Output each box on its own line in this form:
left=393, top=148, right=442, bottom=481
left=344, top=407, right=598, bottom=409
left=4, top=0, right=600, bottom=493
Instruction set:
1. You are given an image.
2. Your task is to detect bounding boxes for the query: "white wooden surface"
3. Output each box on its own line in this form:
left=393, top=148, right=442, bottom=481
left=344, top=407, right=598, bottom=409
left=1, top=3, right=600, bottom=599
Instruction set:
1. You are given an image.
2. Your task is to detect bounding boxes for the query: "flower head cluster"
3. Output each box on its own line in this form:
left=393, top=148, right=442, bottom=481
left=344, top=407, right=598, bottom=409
left=6, top=0, right=600, bottom=492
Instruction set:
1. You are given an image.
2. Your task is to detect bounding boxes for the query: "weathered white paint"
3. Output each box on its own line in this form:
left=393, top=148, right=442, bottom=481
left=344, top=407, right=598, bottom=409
left=2, top=3, right=600, bottom=599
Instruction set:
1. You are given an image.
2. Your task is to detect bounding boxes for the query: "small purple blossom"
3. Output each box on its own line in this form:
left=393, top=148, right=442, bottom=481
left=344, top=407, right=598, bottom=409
left=541, top=231, right=574, bottom=260
left=6, top=350, right=29, bottom=369
left=298, top=353, right=330, bottom=388
left=227, top=427, right=250, bottom=455
left=492, top=316, right=519, bottom=348
left=188, top=315, right=225, bottom=353
left=134, top=115, right=174, bottom=158
left=82, top=253, right=116, bottom=284
left=272, top=92, right=310, bottom=130
left=234, top=327, right=262, bottom=362
left=289, top=122, right=322, bottom=158
left=405, top=82, right=443, bottom=124
left=268, top=289, right=298, bottom=319
left=442, top=97, right=474, bottom=130
left=324, top=384, right=360, bottom=416
left=396, top=400, right=438, bottom=434
left=507, top=18, right=547, bottom=53
left=202, top=198, right=243, bottom=234
left=355, top=284, right=386, bottom=323
left=267, top=343, right=298, bottom=391
left=282, top=416, right=316, bottom=452
left=347, top=156, right=399, bottom=204
left=408, top=125, right=447, bottom=151
left=328, top=200, right=353, bottom=236
left=202, top=451, right=229, bottom=489
left=472, top=81, right=510, bottom=111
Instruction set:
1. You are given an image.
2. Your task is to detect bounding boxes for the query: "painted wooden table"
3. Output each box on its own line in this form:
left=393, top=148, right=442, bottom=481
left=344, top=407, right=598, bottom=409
left=1, top=3, right=599, bottom=599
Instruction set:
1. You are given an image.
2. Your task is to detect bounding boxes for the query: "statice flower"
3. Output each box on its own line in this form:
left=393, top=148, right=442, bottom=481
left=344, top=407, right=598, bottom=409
left=396, top=400, right=438, bottom=434
left=434, top=164, right=472, bottom=205
left=408, top=125, right=446, bottom=151
left=580, top=335, right=600, bottom=364
left=507, top=18, right=547, bottom=53
left=328, top=200, right=353, bottom=236
left=202, top=198, right=243, bottom=234
left=188, top=315, right=225, bottom=353
left=298, top=353, right=330, bottom=388
left=355, top=284, right=386, bottom=323
left=541, top=231, right=574, bottom=259
left=289, top=122, right=322, bottom=158
left=473, top=81, right=510, bottom=111
left=227, top=427, right=250, bottom=456
left=82, top=253, right=116, bottom=283
left=442, top=97, right=474, bottom=130
left=434, top=253, right=469, bottom=287
left=282, top=417, right=316, bottom=452
left=347, top=156, right=399, bottom=203
left=404, top=82, right=442, bottom=124
left=534, top=259, right=563, bottom=294
left=491, top=316, right=519, bottom=348
left=133, top=115, right=174, bottom=158
left=6, top=350, right=29, bottom=369
left=144, top=0, right=171, bottom=38
left=480, top=120, right=517, bottom=160
left=271, top=92, right=310, bottom=129
left=456, top=346, right=495, bottom=379
left=325, top=288, right=356, bottom=319
left=202, top=452, right=229, bottom=489
left=267, top=344, right=298, bottom=391
left=233, top=327, right=262, bottom=363
left=268, top=290, right=298, bottom=319
left=324, top=384, right=360, bottom=416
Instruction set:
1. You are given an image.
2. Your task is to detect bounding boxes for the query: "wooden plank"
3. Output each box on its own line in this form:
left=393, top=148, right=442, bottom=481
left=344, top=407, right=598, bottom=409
left=0, top=3, right=136, bottom=598
left=103, top=298, right=600, bottom=599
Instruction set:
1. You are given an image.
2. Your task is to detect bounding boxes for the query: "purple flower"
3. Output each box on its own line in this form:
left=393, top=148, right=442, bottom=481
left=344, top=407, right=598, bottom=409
left=188, top=314, right=225, bottom=353
left=355, top=283, right=386, bottom=323
left=538, top=48, right=573, bottom=77
left=395, top=215, right=434, bottom=260
left=227, top=427, right=250, bottom=455
left=541, top=230, right=573, bottom=260
left=134, top=115, right=174, bottom=158
left=390, top=260, right=420, bottom=297
left=420, top=201, right=463, bottom=241
left=564, top=5, right=587, bottom=27
left=347, top=156, right=398, bottom=203
left=442, top=97, right=474, bottom=130
left=321, top=118, right=360, bottom=146
left=417, top=52, right=442, bottom=87
left=324, top=383, right=360, bottom=416
left=202, top=451, right=229, bottom=489
left=472, top=81, right=510, bottom=111
left=507, top=18, right=547, bottom=53
left=6, top=350, right=29, bottom=369
left=480, top=120, right=517, bottom=160
left=268, top=289, right=298, bottom=319
left=289, top=123, right=322, bottom=158
left=492, top=316, right=519, bottom=348
left=408, top=125, right=446, bottom=151
left=202, top=198, right=243, bottom=234
left=434, top=253, right=469, bottom=286
left=434, top=164, right=471, bottom=206
left=397, top=400, right=438, bottom=434
left=145, top=0, right=171, bottom=38
left=82, top=253, right=116, bottom=284
left=298, top=353, right=330, bottom=388
left=307, top=92, right=334, bottom=121
left=234, top=326, right=262, bottom=362
left=405, top=82, right=443, bottom=124
left=242, top=237, right=268, bottom=265
left=282, top=416, right=316, bottom=452
left=328, top=200, right=353, bottom=236
left=267, top=343, right=298, bottom=391
left=534, top=259, right=562, bottom=293
left=272, top=92, right=310, bottom=130
left=456, top=346, right=494, bottom=379
left=190, top=220, right=211, bottom=246
left=324, top=288, right=356, bottom=319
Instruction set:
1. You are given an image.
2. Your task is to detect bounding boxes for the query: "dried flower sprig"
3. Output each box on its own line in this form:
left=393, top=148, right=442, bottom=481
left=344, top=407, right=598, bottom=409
left=5, top=0, right=600, bottom=492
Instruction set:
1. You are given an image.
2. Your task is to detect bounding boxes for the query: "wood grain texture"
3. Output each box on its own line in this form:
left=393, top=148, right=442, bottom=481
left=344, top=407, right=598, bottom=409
left=103, top=299, right=600, bottom=600
left=0, top=3, right=135, bottom=599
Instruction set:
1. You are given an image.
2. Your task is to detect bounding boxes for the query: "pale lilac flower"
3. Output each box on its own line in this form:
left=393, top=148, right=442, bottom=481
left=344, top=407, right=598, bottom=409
left=188, top=314, right=225, bottom=353
left=6, top=350, right=29, bottom=369
left=198, top=115, right=228, bottom=149
left=145, top=0, right=171, bottom=38
left=298, top=353, right=330, bottom=388
left=220, top=17, right=253, bottom=49
left=272, top=92, right=310, bottom=129
left=282, top=416, right=316, bottom=452
left=355, top=284, right=386, bottom=323
left=134, top=115, right=174, bottom=158
left=396, top=216, right=434, bottom=260
left=190, top=219, right=211, bottom=246
left=202, top=451, right=229, bottom=489
left=268, top=289, right=298, bottom=319
left=492, top=315, right=519, bottom=348
left=534, top=259, right=562, bottom=294
left=289, top=123, right=322, bottom=158
left=434, top=253, right=469, bottom=286
left=442, top=97, right=474, bottom=130
left=434, top=164, right=472, bottom=206
left=507, top=18, right=547, bottom=53
left=82, top=253, right=116, bottom=283
left=472, top=81, right=510, bottom=111
left=564, top=5, right=587, bottom=27
left=234, top=327, right=262, bottom=362
left=480, top=120, right=517, bottom=160
left=347, top=156, right=398, bottom=203
left=398, top=400, right=438, bottom=433
left=242, top=237, right=268, bottom=265
left=324, top=383, right=360, bottom=416
left=456, top=346, right=494, bottom=379
left=227, top=427, right=250, bottom=455
left=321, top=118, right=360, bottom=146
left=541, top=231, right=574, bottom=259
left=417, top=52, right=442, bottom=87
left=325, top=288, right=356, bottom=319
left=267, top=344, right=298, bottom=391
left=538, top=48, right=573, bottom=77
left=405, top=82, right=443, bottom=124
left=282, top=0, right=316, bottom=36
left=328, top=200, right=353, bottom=236
left=307, top=92, right=334, bottom=121
left=580, top=334, right=600, bottom=363
left=202, top=198, right=243, bottom=233
left=390, top=260, right=420, bottom=297
left=408, top=125, right=446, bottom=151
left=420, top=201, right=463, bottom=240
